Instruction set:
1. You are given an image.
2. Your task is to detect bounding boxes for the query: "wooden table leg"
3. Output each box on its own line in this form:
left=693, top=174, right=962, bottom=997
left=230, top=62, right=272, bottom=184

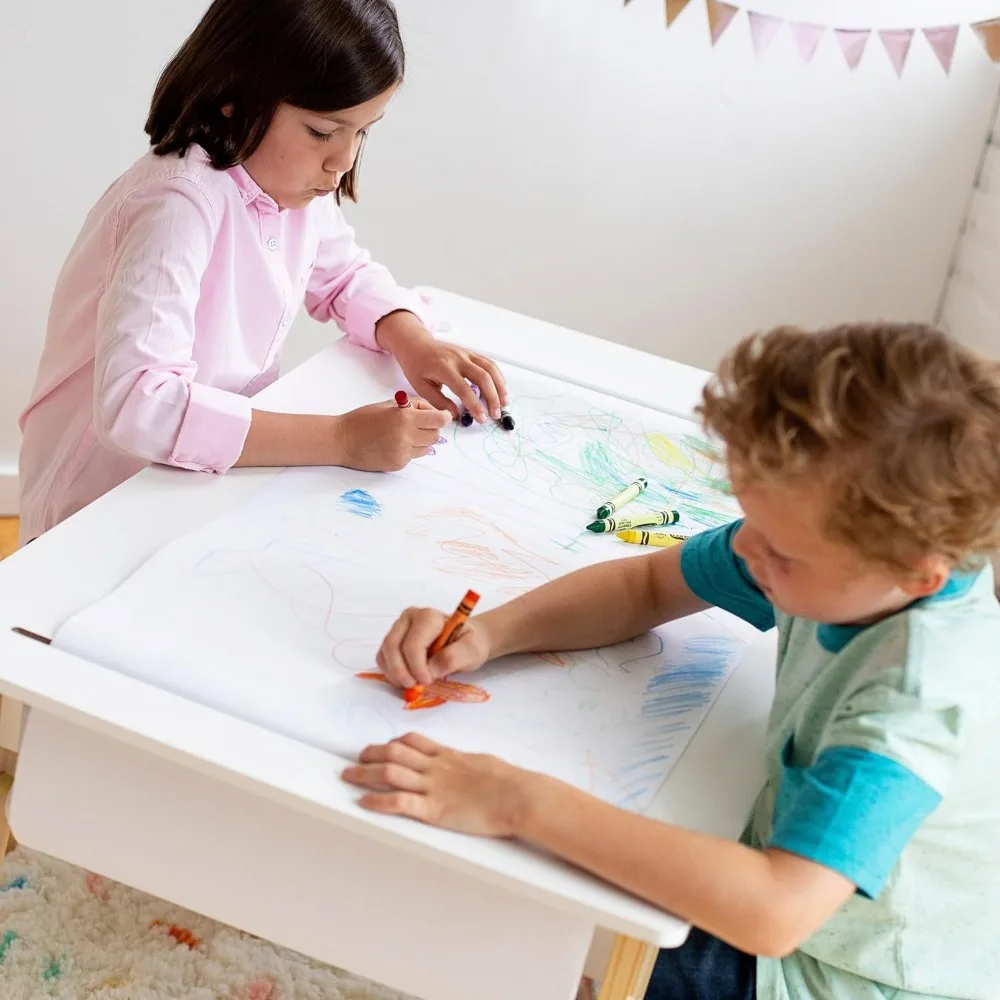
left=596, top=934, right=659, bottom=1000
left=0, top=772, right=13, bottom=857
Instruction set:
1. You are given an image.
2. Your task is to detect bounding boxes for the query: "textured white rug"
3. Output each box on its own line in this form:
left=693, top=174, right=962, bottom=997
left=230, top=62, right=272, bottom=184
left=0, top=847, right=415, bottom=999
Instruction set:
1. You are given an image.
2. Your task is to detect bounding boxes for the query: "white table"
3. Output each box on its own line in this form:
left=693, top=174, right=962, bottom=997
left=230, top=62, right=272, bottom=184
left=0, top=290, right=775, bottom=1000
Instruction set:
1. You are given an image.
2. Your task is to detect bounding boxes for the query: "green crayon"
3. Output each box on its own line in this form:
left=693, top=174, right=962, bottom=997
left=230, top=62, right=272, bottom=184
left=587, top=510, right=681, bottom=533
left=596, top=477, right=648, bottom=520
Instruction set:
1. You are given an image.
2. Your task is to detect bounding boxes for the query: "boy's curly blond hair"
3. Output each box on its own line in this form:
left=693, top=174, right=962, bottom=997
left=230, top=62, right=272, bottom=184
left=699, top=323, right=1000, bottom=574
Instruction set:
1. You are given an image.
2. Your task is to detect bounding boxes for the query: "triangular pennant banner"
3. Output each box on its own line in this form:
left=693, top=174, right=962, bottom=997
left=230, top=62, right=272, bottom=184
left=923, top=26, right=960, bottom=74
left=706, top=0, right=738, bottom=45
left=835, top=28, right=870, bottom=70
left=665, top=0, right=692, bottom=27
left=879, top=29, right=914, bottom=77
left=973, top=18, right=1000, bottom=61
left=748, top=12, right=782, bottom=58
left=790, top=23, right=824, bottom=63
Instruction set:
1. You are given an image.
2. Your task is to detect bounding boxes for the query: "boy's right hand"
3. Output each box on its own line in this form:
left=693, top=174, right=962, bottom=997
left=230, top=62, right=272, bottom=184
left=376, top=607, right=493, bottom=688
left=333, top=398, right=451, bottom=472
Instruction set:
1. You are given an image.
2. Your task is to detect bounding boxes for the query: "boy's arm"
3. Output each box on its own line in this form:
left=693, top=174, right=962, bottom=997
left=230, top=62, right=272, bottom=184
left=514, top=775, right=855, bottom=958
left=482, top=545, right=712, bottom=659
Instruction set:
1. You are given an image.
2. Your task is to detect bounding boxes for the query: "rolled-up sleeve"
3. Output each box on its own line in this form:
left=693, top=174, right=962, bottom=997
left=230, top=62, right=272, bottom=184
left=304, top=200, right=433, bottom=352
left=93, top=178, right=252, bottom=473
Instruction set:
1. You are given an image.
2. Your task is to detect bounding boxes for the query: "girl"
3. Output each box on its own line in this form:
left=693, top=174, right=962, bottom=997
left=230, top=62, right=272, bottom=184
left=18, top=0, right=505, bottom=545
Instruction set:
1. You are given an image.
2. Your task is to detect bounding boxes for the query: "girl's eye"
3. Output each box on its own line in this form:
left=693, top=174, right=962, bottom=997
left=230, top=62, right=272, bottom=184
left=307, top=126, right=334, bottom=141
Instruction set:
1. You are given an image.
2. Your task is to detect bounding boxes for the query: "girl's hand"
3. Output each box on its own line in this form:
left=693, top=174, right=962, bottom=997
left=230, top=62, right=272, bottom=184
left=333, top=398, right=450, bottom=472
left=376, top=606, right=494, bottom=687
left=375, top=312, right=507, bottom=424
left=342, top=732, right=533, bottom=837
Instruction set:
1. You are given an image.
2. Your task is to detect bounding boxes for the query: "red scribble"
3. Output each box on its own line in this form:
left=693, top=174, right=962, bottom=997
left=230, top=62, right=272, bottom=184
left=149, top=920, right=201, bottom=949
left=244, top=978, right=276, bottom=1000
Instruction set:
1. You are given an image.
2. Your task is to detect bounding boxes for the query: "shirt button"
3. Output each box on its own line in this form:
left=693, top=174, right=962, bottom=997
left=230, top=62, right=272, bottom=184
left=281, top=315, right=291, bottom=328
left=266, top=238, right=279, bottom=251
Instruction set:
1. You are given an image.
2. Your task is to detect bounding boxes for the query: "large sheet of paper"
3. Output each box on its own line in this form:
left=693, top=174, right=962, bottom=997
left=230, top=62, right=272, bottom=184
left=55, top=364, right=747, bottom=813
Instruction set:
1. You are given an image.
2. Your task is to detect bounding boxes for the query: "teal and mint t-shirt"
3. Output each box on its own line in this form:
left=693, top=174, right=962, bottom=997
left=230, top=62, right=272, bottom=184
left=681, top=521, right=1000, bottom=1000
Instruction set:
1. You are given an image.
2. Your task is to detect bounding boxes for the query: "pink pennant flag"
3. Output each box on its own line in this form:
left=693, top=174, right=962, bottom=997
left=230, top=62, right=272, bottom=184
left=879, top=29, right=914, bottom=77
left=923, top=26, right=960, bottom=74
left=835, top=28, right=870, bottom=70
left=790, top=23, right=824, bottom=64
left=706, top=0, right=739, bottom=45
left=748, top=12, right=783, bottom=58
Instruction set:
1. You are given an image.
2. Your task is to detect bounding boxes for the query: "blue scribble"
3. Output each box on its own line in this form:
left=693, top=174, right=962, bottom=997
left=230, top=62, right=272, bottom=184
left=338, top=489, right=381, bottom=519
left=612, top=635, right=741, bottom=810
left=0, top=876, right=27, bottom=892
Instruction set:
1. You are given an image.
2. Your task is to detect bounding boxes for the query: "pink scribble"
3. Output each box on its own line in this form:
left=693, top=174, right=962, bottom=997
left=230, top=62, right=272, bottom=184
left=244, top=978, right=276, bottom=1000
left=85, top=872, right=110, bottom=902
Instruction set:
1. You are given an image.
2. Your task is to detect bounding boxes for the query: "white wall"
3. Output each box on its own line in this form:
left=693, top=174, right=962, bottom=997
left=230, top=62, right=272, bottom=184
left=4, top=0, right=1000, bottom=514
left=940, top=99, right=1000, bottom=358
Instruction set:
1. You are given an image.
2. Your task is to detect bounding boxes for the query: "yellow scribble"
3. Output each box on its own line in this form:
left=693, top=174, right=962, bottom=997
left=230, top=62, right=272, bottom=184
left=646, top=434, right=695, bottom=473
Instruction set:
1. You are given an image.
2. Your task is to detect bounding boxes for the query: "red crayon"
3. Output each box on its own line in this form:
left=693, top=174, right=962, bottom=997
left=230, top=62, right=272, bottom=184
left=394, top=390, right=411, bottom=408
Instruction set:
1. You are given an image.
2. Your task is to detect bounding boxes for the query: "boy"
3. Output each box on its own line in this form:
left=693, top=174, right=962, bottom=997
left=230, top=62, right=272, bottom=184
left=344, top=323, right=1000, bottom=999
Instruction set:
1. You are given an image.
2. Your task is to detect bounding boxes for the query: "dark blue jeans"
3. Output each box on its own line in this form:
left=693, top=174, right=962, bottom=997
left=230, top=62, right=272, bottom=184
left=645, top=927, right=756, bottom=1000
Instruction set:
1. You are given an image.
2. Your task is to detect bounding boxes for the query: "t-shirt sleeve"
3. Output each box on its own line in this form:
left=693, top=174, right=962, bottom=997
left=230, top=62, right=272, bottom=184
left=679, top=520, right=775, bottom=631
left=768, top=745, right=941, bottom=898
left=768, top=639, right=963, bottom=898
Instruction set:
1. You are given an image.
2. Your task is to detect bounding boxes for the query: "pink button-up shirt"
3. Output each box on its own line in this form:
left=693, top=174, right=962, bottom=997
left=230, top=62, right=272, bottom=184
left=18, top=145, right=430, bottom=544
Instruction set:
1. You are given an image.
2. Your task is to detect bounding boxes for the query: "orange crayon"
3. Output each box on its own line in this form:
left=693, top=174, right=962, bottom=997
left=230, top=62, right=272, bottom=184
left=428, top=588, right=480, bottom=657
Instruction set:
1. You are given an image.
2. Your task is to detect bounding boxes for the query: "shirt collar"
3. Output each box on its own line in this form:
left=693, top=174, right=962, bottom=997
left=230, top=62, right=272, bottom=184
left=226, top=163, right=277, bottom=210
left=816, top=570, right=980, bottom=654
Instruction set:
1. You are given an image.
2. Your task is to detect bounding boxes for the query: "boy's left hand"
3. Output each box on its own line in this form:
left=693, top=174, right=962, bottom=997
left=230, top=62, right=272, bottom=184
left=342, top=732, right=531, bottom=838
left=375, top=311, right=507, bottom=424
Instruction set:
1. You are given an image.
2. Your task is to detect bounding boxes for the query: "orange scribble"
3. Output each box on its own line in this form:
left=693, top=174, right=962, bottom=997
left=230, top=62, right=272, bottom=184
left=536, top=651, right=570, bottom=667
left=149, top=920, right=201, bottom=949
left=355, top=672, right=489, bottom=710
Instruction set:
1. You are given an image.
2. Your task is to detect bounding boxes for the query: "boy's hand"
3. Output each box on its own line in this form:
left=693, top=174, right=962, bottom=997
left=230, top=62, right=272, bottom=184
left=332, top=398, right=450, bottom=472
left=376, top=607, right=493, bottom=687
left=375, top=312, right=507, bottom=424
left=342, top=733, right=533, bottom=837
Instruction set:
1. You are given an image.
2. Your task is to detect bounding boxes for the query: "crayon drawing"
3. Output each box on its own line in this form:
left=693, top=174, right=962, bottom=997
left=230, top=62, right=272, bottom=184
left=53, top=364, right=749, bottom=814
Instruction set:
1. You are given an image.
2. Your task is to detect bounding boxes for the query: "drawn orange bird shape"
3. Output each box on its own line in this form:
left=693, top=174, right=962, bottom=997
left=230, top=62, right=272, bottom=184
left=355, top=672, right=490, bottom=710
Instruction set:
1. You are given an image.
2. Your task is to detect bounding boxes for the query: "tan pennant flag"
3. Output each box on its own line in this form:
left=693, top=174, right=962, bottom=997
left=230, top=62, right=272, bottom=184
left=748, top=12, right=783, bottom=58
left=665, top=0, right=692, bottom=27
left=923, top=26, right=960, bottom=74
left=835, top=28, right=870, bottom=70
left=973, top=19, right=1000, bottom=61
left=879, top=29, right=914, bottom=77
left=706, top=0, right=739, bottom=45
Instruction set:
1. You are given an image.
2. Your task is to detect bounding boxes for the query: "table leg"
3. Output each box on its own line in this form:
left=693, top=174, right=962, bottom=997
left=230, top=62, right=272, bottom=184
left=0, top=772, right=13, bottom=856
left=596, top=934, right=659, bottom=1000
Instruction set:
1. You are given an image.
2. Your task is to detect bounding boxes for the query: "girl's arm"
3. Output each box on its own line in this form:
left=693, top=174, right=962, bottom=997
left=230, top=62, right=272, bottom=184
left=93, top=181, right=446, bottom=473
left=305, top=201, right=506, bottom=423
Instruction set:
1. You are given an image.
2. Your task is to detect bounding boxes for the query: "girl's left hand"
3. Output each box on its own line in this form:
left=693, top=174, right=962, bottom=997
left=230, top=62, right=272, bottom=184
left=375, top=312, right=507, bottom=424
left=342, top=733, right=531, bottom=838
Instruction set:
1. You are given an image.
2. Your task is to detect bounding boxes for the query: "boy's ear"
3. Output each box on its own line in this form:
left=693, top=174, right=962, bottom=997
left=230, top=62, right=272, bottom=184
left=898, top=557, right=951, bottom=599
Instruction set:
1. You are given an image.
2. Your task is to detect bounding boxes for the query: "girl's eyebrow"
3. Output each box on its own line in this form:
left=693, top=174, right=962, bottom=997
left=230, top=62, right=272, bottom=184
left=319, top=112, right=385, bottom=128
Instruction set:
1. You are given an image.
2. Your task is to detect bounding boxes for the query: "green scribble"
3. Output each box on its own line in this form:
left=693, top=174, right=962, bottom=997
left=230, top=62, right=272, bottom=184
left=0, top=930, right=18, bottom=963
left=43, top=953, right=65, bottom=980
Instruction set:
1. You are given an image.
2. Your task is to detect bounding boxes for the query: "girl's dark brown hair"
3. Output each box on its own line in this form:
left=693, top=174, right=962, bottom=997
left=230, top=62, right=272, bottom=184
left=145, top=0, right=404, bottom=202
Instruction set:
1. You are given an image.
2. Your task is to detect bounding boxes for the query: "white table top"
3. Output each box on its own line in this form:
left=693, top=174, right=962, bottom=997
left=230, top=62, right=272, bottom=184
left=0, top=289, right=774, bottom=945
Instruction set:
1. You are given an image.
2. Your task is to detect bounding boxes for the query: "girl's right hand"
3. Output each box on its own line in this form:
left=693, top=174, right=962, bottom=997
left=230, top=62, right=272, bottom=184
left=376, top=607, right=493, bottom=688
left=334, top=398, right=451, bottom=472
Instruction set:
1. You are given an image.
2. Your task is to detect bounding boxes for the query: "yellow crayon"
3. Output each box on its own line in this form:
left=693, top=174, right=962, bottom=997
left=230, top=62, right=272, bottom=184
left=596, top=477, right=649, bottom=519
left=616, top=530, right=690, bottom=548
